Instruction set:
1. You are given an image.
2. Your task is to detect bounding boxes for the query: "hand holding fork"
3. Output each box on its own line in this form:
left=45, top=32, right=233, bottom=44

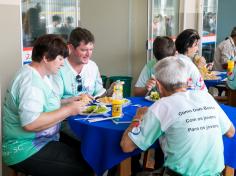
left=145, top=74, right=156, bottom=96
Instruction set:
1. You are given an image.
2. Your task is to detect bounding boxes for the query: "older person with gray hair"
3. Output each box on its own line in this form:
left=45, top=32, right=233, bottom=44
left=120, top=56, right=235, bottom=175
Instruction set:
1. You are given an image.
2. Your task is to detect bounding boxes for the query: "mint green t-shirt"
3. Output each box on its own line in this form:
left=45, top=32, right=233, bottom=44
left=135, top=59, right=156, bottom=88
left=227, top=67, right=236, bottom=90
left=129, top=90, right=231, bottom=175
left=2, top=65, right=61, bottom=165
left=52, top=58, right=106, bottom=99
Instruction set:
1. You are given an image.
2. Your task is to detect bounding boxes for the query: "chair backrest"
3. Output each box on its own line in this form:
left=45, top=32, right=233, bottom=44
left=108, top=76, right=132, bottom=98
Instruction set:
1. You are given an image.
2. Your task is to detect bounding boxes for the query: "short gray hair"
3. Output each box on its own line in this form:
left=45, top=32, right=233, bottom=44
left=154, top=56, right=188, bottom=92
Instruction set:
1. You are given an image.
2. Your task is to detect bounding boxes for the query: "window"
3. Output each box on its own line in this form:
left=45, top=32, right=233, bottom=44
left=21, top=0, right=80, bottom=64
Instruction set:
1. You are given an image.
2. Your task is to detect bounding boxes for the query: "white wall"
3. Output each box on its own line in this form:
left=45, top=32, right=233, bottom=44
left=80, top=0, right=147, bottom=90
left=80, top=0, right=131, bottom=76
left=0, top=1, right=21, bottom=175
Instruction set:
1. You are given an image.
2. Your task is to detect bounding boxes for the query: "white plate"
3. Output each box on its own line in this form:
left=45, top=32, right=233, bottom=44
left=96, top=98, right=131, bottom=107
left=80, top=105, right=110, bottom=116
left=145, top=96, right=159, bottom=102
left=211, top=71, right=226, bottom=76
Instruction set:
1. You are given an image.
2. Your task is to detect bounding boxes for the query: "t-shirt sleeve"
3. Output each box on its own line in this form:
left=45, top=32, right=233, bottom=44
left=135, top=65, right=150, bottom=88
left=128, top=109, right=164, bottom=151
left=217, top=106, right=232, bottom=135
left=227, top=68, right=236, bottom=89
left=19, top=86, right=44, bottom=127
left=94, top=71, right=106, bottom=96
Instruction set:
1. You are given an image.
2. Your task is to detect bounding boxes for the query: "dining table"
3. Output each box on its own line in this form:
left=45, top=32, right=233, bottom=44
left=68, top=97, right=153, bottom=176
left=204, top=71, right=227, bottom=89
left=68, top=96, right=236, bottom=176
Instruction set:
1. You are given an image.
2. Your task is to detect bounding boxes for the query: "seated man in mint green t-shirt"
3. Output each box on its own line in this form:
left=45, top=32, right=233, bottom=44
left=134, top=36, right=176, bottom=96
left=52, top=27, right=114, bottom=141
left=52, top=27, right=113, bottom=104
left=121, top=56, right=235, bottom=175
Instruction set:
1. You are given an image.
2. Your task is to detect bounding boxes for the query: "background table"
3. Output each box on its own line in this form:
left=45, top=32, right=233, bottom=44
left=221, top=104, right=236, bottom=169
left=204, top=72, right=227, bottom=89
left=68, top=97, right=152, bottom=176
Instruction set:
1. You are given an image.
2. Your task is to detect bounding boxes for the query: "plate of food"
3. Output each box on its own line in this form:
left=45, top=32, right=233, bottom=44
left=145, top=91, right=160, bottom=102
left=80, top=105, right=110, bottom=116
left=211, top=71, right=226, bottom=76
left=199, top=66, right=221, bottom=80
left=96, top=96, right=131, bottom=106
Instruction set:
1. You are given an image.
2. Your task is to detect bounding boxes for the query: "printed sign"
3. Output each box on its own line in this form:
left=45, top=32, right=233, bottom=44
left=22, top=47, right=32, bottom=64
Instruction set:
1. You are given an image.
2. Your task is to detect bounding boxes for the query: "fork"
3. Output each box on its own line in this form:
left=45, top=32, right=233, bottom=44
left=83, top=105, right=100, bottom=121
left=131, top=104, right=142, bottom=107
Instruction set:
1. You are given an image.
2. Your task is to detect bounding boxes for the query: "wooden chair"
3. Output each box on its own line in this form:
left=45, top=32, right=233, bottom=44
left=223, top=166, right=234, bottom=176
left=143, top=149, right=155, bottom=171
left=8, top=168, right=26, bottom=176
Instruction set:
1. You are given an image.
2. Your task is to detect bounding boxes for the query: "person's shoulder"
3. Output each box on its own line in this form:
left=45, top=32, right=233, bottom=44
left=18, top=65, right=36, bottom=81
left=12, top=65, right=40, bottom=90
left=59, top=58, right=72, bottom=72
left=88, top=59, right=99, bottom=68
left=218, top=37, right=231, bottom=47
left=147, top=58, right=157, bottom=66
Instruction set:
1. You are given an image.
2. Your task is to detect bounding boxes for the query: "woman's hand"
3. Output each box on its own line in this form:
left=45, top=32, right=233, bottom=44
left=67, top=101, right=87, bottom=116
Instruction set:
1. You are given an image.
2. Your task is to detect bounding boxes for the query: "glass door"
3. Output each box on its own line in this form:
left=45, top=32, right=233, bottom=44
left=201, top=0, right=218, bottom=63
left=21, top=0, right=80, bottom=64
left=147, top=0, right=180, bottom=61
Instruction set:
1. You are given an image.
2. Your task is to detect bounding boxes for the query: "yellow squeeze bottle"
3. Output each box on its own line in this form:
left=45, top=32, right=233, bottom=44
left=112, top=80, right=123, bottom=118
left=112, top=99, right=123, bottom=117
left=227, top=59, right=234, bottom=73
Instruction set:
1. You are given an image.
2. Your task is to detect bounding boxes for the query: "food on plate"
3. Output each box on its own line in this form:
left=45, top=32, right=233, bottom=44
left=194, top=55, right=219, bottom=80
left=150, top=91, right=160, bottom=101
left=83, top=105, right=107, bottom=114
left=97, top=96, right=129, bottom=105
left=97, top=96, right=113, bottom=104
left=79, top=94, right=93, bottom=105
left=199, top=66, right=220, bottom=80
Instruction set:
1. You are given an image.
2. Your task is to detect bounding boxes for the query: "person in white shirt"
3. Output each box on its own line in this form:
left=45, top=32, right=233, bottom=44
left=120, top=56, right=235, bottom=175
left=175, top=29, right=207, bottom=91
left=213, top=27, right=236, bottom=71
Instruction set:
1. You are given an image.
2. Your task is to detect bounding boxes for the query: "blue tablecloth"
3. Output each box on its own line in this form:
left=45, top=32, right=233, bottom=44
left=204, top=73, right=227, bottom=88
left=68, top=97, right=236, bottom=175
left=68, top=97, right=153, bottom=176
left=221, top=104, right=236, bottom=169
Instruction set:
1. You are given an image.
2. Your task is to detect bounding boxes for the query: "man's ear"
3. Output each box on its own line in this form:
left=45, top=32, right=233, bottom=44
left=67, top=44, right=74, bottom=54
left=156, top=80, right=164, bottom=96
left=156, top=80, right=162, bottom=91
left=42, top=56, right=48, bottom=63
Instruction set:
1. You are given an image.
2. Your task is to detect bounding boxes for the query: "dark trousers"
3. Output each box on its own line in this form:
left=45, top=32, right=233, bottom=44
left=10, top=141, right=93, bottom=176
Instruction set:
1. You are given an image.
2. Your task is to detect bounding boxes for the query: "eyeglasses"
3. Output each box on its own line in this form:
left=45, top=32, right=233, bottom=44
left=76, top=75, right=82, bottom=92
